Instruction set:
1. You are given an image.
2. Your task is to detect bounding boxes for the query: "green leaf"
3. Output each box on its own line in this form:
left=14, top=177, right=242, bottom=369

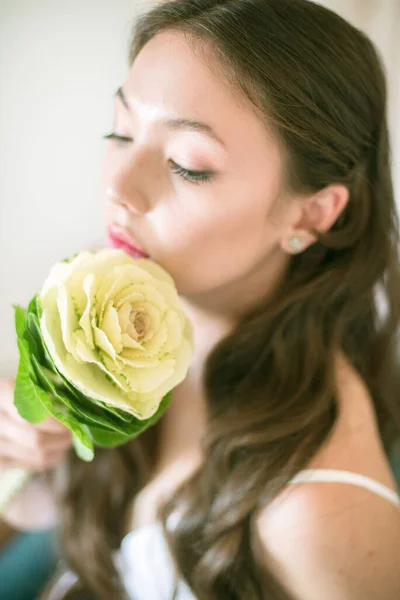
left=14, top=307, right=31, bottom=367
left=27, top=305, right=56, bottom=371
left=48, top=369, right=137, bottom=425
left=62, top=416, right=94, bottom=461
left=31, top=357, right=130, bottom=434
left=26, top=294, right=43, bottom=320
left=62, top=379, right=136, bottom=424
left=28, top=295, right=38, bottom=316
left=27, top=353, right=95, bottom=460
left=14, top=305, right=28, bottom=340
left=26, top=314, right=136, bottom=428
left=72, top=432, right=94, bottom=461
left=16, top=336, right=31, bottom=370
left=25, top=313, right=46, bottom=364
left=127, top=390, right=172, bottom=435
left=91, top=390, right=173, bottom=447
left=89, top=426, right=131, bottom=447
left=14, top=303, right=47, bottom=413
left=26, top=372, right=95, bottom=461
left=13, top=292, right=175, bottom=460
left=31, top=316, right=133, bottom=427
left=14, top=357, right=50, bottom=423
left=57, top=391, right=128, bottom=433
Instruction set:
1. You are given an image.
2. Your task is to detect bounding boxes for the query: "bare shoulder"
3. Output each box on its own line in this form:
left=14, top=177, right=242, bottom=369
left=256, top=477, right=400, bottom=600
left=255, top=354, right=400, bottom=600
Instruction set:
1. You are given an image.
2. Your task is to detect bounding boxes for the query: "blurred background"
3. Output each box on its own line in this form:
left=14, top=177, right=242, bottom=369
left=0, top=0, right=399, bottom=378
left=0, top=2, right=399, bottom=599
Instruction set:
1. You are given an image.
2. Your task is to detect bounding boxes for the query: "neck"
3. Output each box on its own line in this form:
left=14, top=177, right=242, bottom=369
left=153, top=308, right=232, bottom=475
left=180, top=244, right=289, bottom=321
left=154, top=248, right=290, bottom=474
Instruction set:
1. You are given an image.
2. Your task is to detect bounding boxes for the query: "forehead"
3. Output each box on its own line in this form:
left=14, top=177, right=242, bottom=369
left=124, top=30, right=279, bottom=154
left=127, top=31, right=238, bottom=116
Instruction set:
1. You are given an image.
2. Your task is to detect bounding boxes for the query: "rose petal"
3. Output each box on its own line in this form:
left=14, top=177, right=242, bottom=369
left=117, top=263, right=155, bottom=284
left=142, top=319, right=169, bottom=355
left=75, top=331, right=126, bottom=392
left=72, top=250, right=133, bottom=284
left=40, top=298, right=69, bottom=364
left=121, top=333, right=145, bottom=350
left=118, top=301, right=162, bottom=348
left=121, top=320, right=168, bottom=359
left=151, top=279, right=181, bottom=310
left=118, top=354, right=161, bottom=369
left=40, top=249, right=194, bottom=421
left=115, top=284, right=167, bottom=313
left=162, top=309, right=183, bottom=353
left=122, top=358, right=176, bottom=393
left=118, top=301, right=134, bottom=334
left=126, top=323, right=140, bottom=341
left=132, top=258, right=175, bottom=286
left=97, top=262, right=155, bottom=320
left=56, top=285, right=81, bottom=360
left=134, top=302, right=161, bottom=341
left=101, top=302, right=122, bottom=354
left=40, top=261, right=73, bottom=298
left=94, top=326, right=117, bottom=360
left=97, top=272, right=132, bottom=326
left=40, top=308, right=137, bottom=413
left=78, top=273, right=96, bottom=349
left=126, top=335, right=193, bottom=418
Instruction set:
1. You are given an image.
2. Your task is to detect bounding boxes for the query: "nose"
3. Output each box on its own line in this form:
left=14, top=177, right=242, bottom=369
left=106, top=189, right=136, bottom=223
left=106, top=156, right=151, bottom=216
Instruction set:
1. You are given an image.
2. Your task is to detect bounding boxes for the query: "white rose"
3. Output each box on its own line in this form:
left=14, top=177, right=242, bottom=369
left=39, top=249, right=193, bottom=420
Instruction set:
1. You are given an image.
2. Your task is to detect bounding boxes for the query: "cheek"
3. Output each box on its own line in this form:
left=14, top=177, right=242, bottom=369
left=153, top=199, right=277, bottom=295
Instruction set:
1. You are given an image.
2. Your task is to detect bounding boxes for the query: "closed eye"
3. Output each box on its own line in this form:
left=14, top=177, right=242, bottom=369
left=102, top=132, right=133, bottom=144
left=102, top=132, right=215, bottom=185
left=169, top=162, right=214, bottom=184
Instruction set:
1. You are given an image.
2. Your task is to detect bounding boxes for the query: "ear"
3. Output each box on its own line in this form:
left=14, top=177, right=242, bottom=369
left=281, top=184, right=349, bottom=254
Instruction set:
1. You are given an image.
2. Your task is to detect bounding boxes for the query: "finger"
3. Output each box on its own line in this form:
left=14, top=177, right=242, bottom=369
left=0, top=383, right=71, bottom=435
left=1, top=400, right=58, bottom=429
left=0, top=456, right=20, bottom=469
left=0, top=439, right=70, bottom=472
left=0, top=438, right=38, bottom=467
left=2, top=401, right=72, bottom=435
left=0, top=389, right=63, bottom=430
left=0, top=417, right=72, bottom=451
left=0, top=403, right=72, bottom=439
left=0, top=456, right=27, bottom=471
left=0, top=416, right=41, bottom=449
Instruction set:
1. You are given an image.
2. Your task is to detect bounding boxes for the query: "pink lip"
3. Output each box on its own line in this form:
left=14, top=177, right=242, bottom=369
left=107, top=225, right=150, bottom=259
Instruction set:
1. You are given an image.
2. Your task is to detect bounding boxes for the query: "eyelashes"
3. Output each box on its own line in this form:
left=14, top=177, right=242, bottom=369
left=169, top=163, right=213, bottom=184
left=102, top=132, right=133, bottom=144
left=102, top=132, right=215, bottom=185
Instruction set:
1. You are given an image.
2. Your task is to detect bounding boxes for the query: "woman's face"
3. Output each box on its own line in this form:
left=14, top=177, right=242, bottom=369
left=102, top=30, right=296, bottom=312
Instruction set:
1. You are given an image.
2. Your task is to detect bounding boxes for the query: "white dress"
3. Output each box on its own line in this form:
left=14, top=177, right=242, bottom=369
left=116, top=468, right=400, bottom=600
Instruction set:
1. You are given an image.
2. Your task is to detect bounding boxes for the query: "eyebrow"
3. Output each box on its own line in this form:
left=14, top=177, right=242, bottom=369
left=115, top=86, right=226, bottom=149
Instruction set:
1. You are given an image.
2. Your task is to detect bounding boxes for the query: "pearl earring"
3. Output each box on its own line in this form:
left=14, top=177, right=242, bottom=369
left=288, top=235, right=304, bottom=253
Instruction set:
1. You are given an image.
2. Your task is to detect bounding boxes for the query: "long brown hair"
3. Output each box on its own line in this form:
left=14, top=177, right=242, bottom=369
left=57, top=1, right=400, bottom=598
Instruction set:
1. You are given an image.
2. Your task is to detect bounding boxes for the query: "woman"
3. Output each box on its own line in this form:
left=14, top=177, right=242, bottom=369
left=1, top=1, right=400, bottom=598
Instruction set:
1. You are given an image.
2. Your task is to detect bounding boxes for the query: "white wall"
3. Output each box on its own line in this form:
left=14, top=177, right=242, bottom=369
left=1, top=0, right=399, bottom=377
left=317, top=0, right=400, bottom=198
left=0, top=0, right=141, bottom=376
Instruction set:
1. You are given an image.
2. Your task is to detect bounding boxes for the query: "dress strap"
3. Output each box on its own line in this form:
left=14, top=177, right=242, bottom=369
left=287, top=468, right=400, bottom=509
